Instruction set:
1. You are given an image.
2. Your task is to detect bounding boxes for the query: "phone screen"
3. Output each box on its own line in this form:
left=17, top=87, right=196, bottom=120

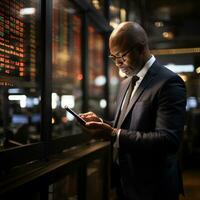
left=65, top=107, right=86, bottom=126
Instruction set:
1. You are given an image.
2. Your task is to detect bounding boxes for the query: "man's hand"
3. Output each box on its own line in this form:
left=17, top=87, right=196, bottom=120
left=79, top=112, right=102, bottom=123
left=79, top=112, right=115, bottom=140
left=84, top=121, right=114, bottom=139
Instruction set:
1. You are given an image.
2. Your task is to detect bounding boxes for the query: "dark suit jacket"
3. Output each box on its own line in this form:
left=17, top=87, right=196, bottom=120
left=113, top=60, right=186, bottom=200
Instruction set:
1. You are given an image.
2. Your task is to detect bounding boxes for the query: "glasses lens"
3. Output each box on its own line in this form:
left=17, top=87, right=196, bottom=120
left=109, top=55, right=116, bottom=62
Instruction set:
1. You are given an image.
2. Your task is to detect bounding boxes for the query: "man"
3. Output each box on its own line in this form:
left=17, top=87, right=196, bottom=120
left=80, top=21, right=186, bottom=200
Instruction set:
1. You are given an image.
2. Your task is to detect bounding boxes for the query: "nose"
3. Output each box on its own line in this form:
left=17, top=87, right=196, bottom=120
left=115, top=58, right=124, bottom=67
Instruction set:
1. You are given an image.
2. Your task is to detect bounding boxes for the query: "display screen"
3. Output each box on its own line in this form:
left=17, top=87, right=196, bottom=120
left=0, top=0, right=37, bottom=85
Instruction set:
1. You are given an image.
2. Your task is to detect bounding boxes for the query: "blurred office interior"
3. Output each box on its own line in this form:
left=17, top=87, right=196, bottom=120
left=0, top=0, right=200, bottom=199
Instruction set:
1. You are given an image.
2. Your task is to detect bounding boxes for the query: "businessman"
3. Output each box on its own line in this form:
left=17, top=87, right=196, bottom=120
left=80, top=21, right=186, bottom=200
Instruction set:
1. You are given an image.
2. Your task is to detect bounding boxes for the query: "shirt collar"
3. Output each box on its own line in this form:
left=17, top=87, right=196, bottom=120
left=136, top=55, right=155, bottom=79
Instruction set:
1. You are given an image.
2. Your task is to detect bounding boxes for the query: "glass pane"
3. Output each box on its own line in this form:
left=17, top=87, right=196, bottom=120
left=86, top=159, right=103, bottom=200
left=0, top=0, right=41, bottom=150
left=49, top=173, right=78, bottom=200
left=88, top=26, right=105, bottom=117
left=52, top=0, right=82, bottom=139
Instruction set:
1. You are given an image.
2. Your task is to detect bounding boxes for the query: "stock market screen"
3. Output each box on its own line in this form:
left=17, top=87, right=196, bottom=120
left=0, top=0, right=37, bottom=86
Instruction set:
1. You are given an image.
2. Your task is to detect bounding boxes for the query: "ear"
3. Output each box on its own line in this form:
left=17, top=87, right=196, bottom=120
left=136, top=43, right=145, bottom=54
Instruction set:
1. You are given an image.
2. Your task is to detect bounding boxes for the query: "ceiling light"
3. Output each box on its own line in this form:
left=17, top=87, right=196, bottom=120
left=94, top=75, right=106, bottom=86
left=162, top=31, right=174, bottom=40
left=165, top=64, right=194, bottom=73
left=92, top=0, right=100, bottom=10
left=120, top=9, right=126, bottom=22
left=20, top=8, right=35, bottom=15
left=196, top=66, right=200, bottom=74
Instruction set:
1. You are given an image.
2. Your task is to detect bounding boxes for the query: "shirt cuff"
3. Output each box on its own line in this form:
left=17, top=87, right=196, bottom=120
left=116, top=129, right=121, bottom=148
left=112, top=129, right=121, bottom=148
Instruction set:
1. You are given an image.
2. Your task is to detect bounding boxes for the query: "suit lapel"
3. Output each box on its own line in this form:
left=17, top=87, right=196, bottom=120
left=113, top=77, right=132, bottom=127
left=117, top=62, right=160, bottom=128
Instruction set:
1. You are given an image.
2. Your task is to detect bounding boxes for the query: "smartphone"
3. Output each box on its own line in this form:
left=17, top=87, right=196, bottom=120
left=65, top=106, right=86, bottom=126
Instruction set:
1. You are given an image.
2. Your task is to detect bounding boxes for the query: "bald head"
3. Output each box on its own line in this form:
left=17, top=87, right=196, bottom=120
left=109, top=22, right=151, bottom=76
left=109, top=21, right=149, bottom=54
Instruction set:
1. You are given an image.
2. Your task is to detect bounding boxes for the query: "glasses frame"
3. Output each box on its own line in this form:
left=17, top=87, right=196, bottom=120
left=109, top=46, right=135, bottom=63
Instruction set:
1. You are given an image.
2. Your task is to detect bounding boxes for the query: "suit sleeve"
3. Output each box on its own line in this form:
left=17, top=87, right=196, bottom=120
left=119, top=75, right=186, bottom=155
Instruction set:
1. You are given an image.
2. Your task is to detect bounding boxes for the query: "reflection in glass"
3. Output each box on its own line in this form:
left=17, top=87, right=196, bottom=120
left=52, top=0, right=82, bottom=138
left=88, top=26, right=105, bottom=117
left=0, top=0, right=41, bottom=150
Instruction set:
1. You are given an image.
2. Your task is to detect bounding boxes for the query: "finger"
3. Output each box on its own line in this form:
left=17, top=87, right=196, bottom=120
left=85, top=122, right=103, bottom=128
left=80, top=115, right=95, bottom=121
left=85, top=115, right=97, bottom=119
left=79, top=112, right=94, bottom=117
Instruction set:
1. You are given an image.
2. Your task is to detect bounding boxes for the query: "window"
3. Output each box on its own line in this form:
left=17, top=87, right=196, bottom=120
left=52, top=0, right=82, bottom=139
left=88, top=26, right=105, bottom=117
left=0, top=0, right=41, bottom=150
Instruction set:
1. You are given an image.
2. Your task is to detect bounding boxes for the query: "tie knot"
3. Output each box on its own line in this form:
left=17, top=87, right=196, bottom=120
left=131, top=75, right=139, bottom=86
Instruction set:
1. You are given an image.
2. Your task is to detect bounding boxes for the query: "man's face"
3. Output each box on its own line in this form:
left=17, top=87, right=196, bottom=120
left=109, top=44, right=141, bottom=77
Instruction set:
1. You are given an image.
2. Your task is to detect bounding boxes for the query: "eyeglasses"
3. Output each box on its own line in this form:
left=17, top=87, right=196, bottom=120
left=109, top=46, right=135, bottom=63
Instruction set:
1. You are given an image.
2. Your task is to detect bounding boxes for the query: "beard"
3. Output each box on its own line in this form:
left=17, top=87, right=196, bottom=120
left=119, top=65, right=135, bottom=77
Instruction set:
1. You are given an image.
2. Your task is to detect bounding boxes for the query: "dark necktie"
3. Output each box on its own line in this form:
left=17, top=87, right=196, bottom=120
left=116, top=75, right=139, bottom=128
